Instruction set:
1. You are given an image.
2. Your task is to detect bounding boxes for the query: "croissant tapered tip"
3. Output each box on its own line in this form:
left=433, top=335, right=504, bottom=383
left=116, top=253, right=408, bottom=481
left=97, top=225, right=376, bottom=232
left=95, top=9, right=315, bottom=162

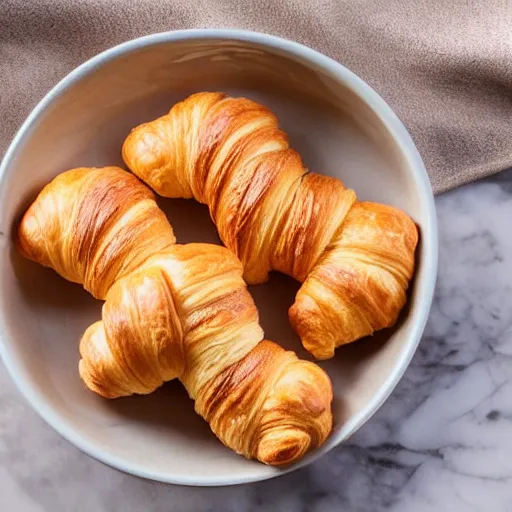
left=256, top=429, right=311, bottom=466
left=122, top=125, right=167, bottom=176
left=16, top=206, right=43, bottom=263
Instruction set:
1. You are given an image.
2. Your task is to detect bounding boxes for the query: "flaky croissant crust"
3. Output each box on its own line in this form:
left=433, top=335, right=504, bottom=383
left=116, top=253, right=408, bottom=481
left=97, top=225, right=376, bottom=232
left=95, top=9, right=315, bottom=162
left=122, top=92, right=419, bottom=359
left=17, top=166, right=332, bottom=466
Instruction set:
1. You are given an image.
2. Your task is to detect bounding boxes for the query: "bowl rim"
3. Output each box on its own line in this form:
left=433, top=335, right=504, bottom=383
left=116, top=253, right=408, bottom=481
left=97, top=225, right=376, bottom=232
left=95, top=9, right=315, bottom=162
left=0, top=28, right=438, bottom=487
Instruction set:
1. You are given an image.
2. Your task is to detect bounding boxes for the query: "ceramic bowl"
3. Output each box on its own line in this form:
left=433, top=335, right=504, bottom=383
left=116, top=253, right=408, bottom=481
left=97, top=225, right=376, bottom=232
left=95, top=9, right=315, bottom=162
left=0, top=29, right=437, bottom=486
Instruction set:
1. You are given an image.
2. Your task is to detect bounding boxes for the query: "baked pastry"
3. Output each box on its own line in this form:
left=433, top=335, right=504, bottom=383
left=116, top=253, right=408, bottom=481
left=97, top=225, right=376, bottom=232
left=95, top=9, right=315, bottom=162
left=122, top=92, right=419, bottom=359
left=17, top=166, right=333, bottom=466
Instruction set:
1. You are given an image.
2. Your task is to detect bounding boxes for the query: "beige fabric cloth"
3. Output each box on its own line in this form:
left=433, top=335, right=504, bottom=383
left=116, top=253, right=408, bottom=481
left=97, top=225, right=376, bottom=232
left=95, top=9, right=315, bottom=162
left=1, top=0, right=511, bottom=194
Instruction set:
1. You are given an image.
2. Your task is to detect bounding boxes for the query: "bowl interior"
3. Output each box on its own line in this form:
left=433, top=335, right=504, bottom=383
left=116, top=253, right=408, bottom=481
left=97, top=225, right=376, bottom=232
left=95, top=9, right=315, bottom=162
left=0, top=35, right=433, bottom=485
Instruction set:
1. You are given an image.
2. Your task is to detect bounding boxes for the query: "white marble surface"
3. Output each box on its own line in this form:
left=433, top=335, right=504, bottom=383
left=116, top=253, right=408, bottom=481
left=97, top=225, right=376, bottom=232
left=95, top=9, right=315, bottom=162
left=1, top=171, right=512, bottom=512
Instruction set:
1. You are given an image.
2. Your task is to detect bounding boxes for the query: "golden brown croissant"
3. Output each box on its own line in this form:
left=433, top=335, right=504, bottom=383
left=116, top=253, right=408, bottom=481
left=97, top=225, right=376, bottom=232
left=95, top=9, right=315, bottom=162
left=17, top=166, right=332, bottom=466
left=122, top=92, right=419, bottom=359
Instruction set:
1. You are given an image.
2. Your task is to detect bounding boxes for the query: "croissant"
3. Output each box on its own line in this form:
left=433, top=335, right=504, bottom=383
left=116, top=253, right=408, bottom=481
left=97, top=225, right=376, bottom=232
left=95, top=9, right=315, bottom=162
left=122, top=92, right=419, bottom=359
left=17, top=166, right=333, bottom=466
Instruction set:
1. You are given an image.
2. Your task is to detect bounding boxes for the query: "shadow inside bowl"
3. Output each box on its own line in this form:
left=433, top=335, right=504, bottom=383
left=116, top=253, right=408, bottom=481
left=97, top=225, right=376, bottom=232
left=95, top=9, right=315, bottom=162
left=100, top=381, right=214, bottom=441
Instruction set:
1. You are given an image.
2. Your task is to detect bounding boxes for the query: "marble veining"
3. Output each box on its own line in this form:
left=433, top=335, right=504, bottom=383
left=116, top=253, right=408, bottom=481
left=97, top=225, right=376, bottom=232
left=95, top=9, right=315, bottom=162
left=1, top=170, right=512, bottom=511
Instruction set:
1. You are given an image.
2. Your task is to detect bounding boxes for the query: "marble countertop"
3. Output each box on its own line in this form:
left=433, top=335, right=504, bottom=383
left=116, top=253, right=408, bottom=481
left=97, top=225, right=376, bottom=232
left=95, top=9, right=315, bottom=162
left=2, top=170, right=512, bottom=512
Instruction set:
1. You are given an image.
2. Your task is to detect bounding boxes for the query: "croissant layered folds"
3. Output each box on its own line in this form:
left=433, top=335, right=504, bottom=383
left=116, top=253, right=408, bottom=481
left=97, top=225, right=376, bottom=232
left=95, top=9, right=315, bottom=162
left=17, top=166, right=333, bottom=466
left=122, top=92, right=419, bottom=359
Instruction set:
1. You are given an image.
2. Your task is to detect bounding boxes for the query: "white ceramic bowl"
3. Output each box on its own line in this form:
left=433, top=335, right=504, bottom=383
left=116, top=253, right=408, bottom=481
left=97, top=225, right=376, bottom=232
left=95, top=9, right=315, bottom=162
left=0, top=29, right=437, bottom=486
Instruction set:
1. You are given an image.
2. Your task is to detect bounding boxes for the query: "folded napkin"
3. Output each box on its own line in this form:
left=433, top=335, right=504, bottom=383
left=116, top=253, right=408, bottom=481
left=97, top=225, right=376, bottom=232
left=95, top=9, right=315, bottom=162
left=1, top=0, right=511, bottom=193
